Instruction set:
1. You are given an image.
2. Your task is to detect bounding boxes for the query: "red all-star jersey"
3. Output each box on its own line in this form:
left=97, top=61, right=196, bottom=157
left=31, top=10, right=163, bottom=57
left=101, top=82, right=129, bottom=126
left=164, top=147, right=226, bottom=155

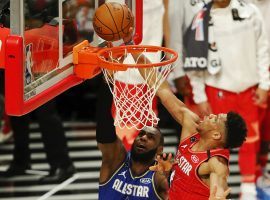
left=169, top=134, right=230, bottom=200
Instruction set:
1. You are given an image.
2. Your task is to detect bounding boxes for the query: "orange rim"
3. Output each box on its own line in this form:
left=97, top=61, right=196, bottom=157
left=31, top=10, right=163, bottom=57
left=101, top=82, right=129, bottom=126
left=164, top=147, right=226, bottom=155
left=97, top=45, right=178, bottom=71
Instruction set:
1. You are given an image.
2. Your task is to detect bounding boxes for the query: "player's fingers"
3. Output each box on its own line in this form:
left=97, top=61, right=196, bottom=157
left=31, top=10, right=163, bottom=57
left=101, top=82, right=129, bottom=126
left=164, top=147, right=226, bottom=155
left=155, top=154, right=161, bottom=161
left=107, top=42, right=113, bottom=48
left=128, top=27, right=134, bottom=33
left=223, top=188, right=231, bottom=197
left=149, top=165, right=157, bottom=171
left=156, top=155, right=164, bottom=165
left=162, top=153, right=167, bottom=159
left=168, top=153, right=173, bottom=161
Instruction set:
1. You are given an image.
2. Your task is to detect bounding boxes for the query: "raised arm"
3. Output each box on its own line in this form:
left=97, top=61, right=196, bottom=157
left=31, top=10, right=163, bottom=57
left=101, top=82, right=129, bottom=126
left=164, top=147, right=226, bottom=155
left=122, top=29, right=200, bottom=139
left=134, top=54, right=199, bottom=126
left=135, top=59, right=199, bottom=140
left=96, top=78, right=127, bottom=183
left=156, top=79, right=200, bottom=141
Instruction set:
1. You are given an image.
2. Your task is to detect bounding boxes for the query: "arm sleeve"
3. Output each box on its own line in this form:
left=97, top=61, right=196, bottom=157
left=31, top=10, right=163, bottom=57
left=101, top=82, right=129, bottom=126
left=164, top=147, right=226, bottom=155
left=96, top=79, right=117, bottom=143
left=186, top=71, right=208, bottom=104
left=252, top=5, right=270, bottom=90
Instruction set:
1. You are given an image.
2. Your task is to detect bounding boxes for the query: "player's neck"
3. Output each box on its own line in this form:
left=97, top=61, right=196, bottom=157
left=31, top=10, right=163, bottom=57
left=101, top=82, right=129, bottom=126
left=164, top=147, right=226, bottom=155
left=192, top=138, right=219, bottom=151
left=131, top=160, right=153, bottom=176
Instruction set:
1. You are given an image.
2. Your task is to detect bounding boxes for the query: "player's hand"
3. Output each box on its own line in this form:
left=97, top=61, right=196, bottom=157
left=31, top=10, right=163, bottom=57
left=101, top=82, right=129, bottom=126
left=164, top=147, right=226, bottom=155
left=149, top=153, right=174, bottom=176
left=253, top=87, right=268, bottom=108
left=123, top=27, right=134, bottom=44
left=182, top=107, right=200, bottom=132
left=98, top=41, right=113, bottom=48
left=209, top=185, right=231, bottom=200
left=106, top=41, right=113, bottom=48
left=174, top=76, right=192, bottom=97
left=197, top=101, right=212, bottom=117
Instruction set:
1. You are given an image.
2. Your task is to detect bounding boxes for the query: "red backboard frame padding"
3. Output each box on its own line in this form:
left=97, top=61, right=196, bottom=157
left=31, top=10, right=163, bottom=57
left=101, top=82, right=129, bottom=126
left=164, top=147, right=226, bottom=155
left=133, top=0, right=143, bottom=45
left=0, top=27, right=9, bottom=69
left=5, top=35, right=84, bottom=116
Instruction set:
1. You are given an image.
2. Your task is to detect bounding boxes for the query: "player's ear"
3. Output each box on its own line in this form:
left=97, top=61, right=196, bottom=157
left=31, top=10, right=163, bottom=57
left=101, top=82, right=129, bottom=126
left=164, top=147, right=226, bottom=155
left=123, top=27, right=134, bottom=44
left=212, top=131, right=222, bottom=140
left=128, top=27, right=134, bottom=34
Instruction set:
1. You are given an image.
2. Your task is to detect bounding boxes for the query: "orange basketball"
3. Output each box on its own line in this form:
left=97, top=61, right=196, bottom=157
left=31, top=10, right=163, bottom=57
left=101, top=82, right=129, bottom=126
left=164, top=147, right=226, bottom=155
left=93, top=2, right=134, bottom=41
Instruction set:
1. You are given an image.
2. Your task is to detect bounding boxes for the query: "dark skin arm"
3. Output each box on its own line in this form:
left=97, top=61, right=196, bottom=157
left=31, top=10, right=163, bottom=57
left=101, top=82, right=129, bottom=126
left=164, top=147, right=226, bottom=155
left=98, top=139, right=127, bottom=183
left=154, top=172, right=170, bottom=199
left=96, top=77, right=127, bottom=184
left=96, top=36, right=129, bottom=184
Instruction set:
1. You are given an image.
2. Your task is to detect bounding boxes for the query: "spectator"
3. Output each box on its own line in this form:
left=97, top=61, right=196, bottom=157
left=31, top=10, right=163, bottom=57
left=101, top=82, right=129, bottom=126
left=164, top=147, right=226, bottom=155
left=167, top=0, right=211, bottom=105
left=246, top=0, right=270, bottom=188
left=3, top=100, right=76, bottom=184
left=185, top=0, right=270, bottom=199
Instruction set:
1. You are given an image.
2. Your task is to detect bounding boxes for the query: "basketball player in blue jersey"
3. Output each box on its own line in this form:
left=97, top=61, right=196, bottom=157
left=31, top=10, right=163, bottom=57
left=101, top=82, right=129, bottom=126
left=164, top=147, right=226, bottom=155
left=96, top=79, right=169, bottom=200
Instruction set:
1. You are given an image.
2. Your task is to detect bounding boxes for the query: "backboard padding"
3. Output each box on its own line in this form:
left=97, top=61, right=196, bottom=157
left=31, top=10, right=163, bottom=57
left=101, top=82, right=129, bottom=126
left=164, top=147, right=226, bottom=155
left=4, top=0, right=142, bottom=116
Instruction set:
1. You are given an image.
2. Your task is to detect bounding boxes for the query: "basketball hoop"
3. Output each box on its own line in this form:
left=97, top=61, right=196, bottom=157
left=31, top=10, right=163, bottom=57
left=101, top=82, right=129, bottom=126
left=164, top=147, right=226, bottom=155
left=73, top=41, right=178, bottom=130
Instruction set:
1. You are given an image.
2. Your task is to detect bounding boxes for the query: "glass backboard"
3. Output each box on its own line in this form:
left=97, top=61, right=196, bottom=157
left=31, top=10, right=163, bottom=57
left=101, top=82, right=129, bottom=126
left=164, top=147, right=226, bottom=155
left=4, top=0, right=142, bottom=116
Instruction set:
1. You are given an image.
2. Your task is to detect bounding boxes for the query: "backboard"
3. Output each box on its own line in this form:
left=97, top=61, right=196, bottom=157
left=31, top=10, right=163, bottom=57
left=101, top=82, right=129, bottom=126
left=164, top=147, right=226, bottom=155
left=3, top=0, right=142, bottom=116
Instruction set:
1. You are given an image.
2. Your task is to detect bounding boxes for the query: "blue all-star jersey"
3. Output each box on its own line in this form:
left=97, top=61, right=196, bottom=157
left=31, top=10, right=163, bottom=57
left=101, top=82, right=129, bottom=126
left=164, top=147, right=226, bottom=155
left=99, top=153, right=162, bottom=200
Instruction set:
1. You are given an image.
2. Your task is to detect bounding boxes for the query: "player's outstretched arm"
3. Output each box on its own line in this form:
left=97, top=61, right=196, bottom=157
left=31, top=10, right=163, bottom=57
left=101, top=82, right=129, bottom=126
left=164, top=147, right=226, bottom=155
left=138, top=67, right=200, bottom=140
left=136, top=63, right=200, bottom=137
left=156, top=82, right=200, bottom=141
left=208, top=157, right=231, bottom=200
left=96, top=79, right=127, bottom=183
left=132, top=49, right=199, bottom=129
left=122, top=28, right=200, bottom=139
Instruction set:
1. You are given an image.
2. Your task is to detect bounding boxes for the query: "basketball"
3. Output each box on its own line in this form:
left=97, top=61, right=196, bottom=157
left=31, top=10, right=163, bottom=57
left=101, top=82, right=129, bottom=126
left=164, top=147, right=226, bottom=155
left=93, top=2, right=134, bottom=41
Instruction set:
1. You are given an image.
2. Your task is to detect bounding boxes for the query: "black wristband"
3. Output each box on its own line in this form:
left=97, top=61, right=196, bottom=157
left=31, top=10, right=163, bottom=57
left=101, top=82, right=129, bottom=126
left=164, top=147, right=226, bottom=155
left=96, top=80, right=117, bottom=143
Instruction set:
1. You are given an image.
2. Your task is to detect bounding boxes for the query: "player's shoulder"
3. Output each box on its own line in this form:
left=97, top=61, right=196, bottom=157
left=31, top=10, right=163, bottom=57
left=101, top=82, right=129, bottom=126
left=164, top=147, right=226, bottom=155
left=208, top=156, right=229, bottom=174
left=208, top=155, right=227, bottom=165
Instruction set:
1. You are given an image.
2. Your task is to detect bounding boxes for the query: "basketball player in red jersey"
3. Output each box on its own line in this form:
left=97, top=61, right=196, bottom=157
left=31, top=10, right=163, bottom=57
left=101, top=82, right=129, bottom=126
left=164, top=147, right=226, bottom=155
left=151, top=112, right=247, bottom=200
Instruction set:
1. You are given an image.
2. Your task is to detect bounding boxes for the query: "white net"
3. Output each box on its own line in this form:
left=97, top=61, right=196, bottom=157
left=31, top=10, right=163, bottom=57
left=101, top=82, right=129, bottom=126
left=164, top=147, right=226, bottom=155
left=99, top=46, right=177, bottom=130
